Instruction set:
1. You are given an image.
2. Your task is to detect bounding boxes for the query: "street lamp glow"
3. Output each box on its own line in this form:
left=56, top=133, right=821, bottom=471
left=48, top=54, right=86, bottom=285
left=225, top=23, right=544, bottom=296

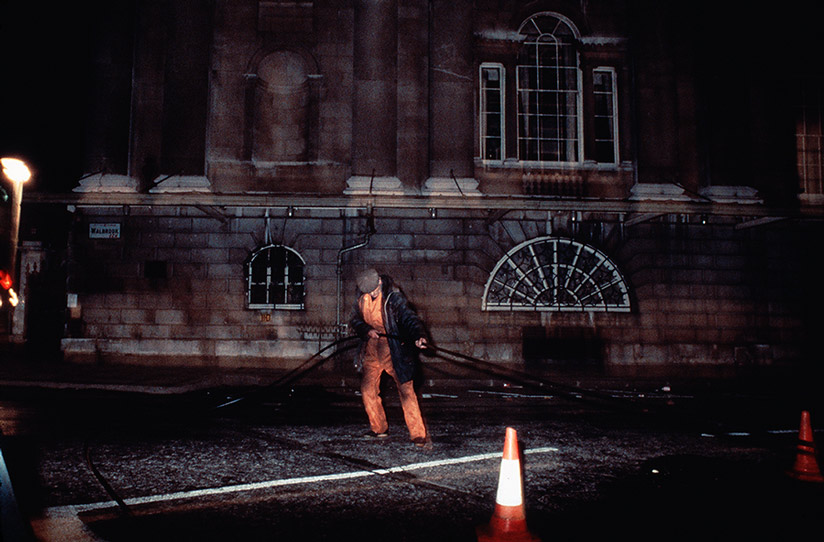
left=1, top=156, right=30, bottom=318
left=0, top=288, right=18, bottom=308
left=1, top=157, right=32, bottom=184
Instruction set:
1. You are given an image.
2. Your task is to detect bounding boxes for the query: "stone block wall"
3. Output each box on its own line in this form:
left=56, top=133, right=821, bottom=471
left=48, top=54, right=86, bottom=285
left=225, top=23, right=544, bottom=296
left=61, top=204, right=823, bottom=378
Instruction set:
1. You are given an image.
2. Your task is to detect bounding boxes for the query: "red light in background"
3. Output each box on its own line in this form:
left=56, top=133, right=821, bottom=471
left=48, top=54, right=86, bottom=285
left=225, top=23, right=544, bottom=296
left=0, top=270, right=11, bottom=290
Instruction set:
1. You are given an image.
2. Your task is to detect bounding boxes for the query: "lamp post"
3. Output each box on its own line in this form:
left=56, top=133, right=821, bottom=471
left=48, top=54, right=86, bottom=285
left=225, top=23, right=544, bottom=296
left=1, top=157, right=31, bottom=307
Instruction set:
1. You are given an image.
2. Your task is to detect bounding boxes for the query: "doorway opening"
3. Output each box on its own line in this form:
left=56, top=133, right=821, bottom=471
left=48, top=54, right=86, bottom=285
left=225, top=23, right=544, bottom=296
left=522, top=326, right=603, bottom=369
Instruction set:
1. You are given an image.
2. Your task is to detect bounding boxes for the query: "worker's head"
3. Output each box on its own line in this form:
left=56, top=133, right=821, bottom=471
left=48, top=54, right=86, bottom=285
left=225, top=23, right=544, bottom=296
left=356, top=268, right=381, bottom=298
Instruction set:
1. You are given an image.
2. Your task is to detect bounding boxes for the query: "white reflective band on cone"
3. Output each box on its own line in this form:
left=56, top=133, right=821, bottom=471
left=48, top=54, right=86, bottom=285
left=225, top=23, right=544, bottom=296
left=494, top=458, right=523, bottom=506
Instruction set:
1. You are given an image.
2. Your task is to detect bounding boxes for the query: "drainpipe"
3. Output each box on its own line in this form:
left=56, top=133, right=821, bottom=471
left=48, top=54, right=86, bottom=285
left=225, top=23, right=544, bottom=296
left=335, top=205, right=375, bottom=338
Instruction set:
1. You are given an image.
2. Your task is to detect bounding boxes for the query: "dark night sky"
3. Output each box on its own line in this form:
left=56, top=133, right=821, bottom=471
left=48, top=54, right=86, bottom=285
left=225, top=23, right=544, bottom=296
left=0, top=1, right=96, bottom=193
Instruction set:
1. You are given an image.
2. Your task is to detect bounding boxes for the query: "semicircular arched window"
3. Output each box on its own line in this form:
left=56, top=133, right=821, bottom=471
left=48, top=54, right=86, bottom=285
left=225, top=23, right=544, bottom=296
left=246, top=245, right=305, bottom=310
left=482, top=237, right=630, bottom=312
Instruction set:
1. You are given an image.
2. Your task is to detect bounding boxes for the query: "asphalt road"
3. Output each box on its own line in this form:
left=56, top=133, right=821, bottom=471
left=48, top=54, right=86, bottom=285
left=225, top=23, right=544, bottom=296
left=2, top=375, right=823, bottom=541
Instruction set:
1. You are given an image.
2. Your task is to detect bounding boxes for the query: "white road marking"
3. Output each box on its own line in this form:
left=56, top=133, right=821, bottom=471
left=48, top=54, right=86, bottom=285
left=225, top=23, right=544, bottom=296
left=47, top=446, right=559, bottom=515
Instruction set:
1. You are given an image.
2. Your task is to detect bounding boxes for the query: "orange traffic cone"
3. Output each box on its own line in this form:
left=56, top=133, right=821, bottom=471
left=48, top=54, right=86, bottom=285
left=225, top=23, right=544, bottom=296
left=476, top=427, right=541, bottom=542
left=786, top=410, right=824, bottom=483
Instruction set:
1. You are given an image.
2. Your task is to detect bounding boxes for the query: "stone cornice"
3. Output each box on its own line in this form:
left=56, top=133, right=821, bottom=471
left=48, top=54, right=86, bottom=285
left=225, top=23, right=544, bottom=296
left=23, top=190, right=823, bottom=220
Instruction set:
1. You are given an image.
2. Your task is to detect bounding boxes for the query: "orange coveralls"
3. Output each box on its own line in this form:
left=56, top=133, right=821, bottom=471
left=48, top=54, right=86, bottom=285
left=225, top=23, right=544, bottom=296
left=359, top=291, right=427, bottom=440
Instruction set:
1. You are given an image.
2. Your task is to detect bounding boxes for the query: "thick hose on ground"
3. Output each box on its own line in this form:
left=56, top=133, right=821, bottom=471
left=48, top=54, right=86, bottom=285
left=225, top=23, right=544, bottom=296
left=83, top=441, right=131, bottom=517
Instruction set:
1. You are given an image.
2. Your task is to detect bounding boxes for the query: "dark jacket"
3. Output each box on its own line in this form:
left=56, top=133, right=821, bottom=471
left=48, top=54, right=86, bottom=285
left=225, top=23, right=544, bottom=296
left=349, top=274, right=427, bottom=384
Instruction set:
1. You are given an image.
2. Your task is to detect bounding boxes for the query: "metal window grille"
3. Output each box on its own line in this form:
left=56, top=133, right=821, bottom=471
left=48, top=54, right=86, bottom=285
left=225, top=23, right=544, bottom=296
left=482, top=236, right=631, bottom=312
left=516, top=13, right=581, bottom=164
left=246, top=244, right=305, bottom=309
left=480, top=63, right=505, bottom=162
left=593, top=67, right=618, bottom=163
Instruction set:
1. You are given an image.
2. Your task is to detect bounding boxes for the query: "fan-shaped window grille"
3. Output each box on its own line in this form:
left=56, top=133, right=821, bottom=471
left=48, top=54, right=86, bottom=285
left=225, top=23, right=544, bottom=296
left=482, top=237, right=630, bottom=312
left=246, top=245, right=305, bottom=310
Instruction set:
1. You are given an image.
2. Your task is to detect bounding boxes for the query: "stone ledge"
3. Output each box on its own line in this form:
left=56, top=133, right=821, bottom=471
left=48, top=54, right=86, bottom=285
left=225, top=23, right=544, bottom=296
left=73, top=174, right=138, bottom=193
left=344, top=176, right=405, bottom=195
left=422, top=177, right=481, bottom=196
left=628, top=183, right=693, bottom=202
left=149, top=175, right=211, bottom=193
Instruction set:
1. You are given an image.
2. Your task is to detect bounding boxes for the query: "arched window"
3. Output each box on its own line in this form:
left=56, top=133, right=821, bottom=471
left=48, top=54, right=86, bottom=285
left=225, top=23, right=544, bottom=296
left=246, top=245, right=305, bottom=309
left=517, top=13, right=581, bottom=163
left=482, top=237, right=630, bottom=312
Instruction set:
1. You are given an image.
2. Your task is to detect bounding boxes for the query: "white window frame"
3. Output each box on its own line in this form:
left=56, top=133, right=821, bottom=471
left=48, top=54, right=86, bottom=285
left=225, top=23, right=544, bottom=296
left=516, top=12, right=583, bottom=165
left=592, top=66, right=619, bottom=164
left=246, top=244, right=306, bottom=310
left=482, top=236, right=631, bottom=313
left=480, top=62, right=506, bottom=163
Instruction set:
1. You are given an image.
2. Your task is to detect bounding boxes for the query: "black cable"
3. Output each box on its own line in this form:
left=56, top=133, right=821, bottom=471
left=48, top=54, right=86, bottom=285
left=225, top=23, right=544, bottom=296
left=212, top=335, right=361, bottom=410
left=429, top=343, right=641, bottom=410
left=378, top=332, right=640, bottom=411
left=376, top=332, right=729, bottom=432
left=83, top=441, right=131, bottom=517
left=421, top=342, right=744, bottom=434
left=81, top=335, right=361, bottom=511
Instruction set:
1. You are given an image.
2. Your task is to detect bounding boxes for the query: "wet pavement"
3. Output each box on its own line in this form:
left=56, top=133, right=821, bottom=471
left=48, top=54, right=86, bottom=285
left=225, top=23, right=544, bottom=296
left=1, top=352, right=824, bottom=541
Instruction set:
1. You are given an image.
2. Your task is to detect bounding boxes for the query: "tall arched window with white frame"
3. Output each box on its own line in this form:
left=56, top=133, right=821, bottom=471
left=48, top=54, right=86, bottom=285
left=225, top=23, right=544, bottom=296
left=246, top=245, right=305, bottom=310
left=517, top=12, right=582, bottom=164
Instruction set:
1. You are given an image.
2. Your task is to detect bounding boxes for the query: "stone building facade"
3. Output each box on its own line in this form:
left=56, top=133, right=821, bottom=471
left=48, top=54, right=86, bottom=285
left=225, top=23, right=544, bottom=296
left=17, top=1, right=824, bottom=377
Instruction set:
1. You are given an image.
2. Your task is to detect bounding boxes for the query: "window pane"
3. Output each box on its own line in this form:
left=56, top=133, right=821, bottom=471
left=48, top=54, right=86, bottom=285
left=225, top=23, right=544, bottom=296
left=484, top=138, right=502, bottom=160
left=250, top=258, right=268, bottom=282
left=539, top=139, right=560, bottom=161
left=595, top=140, right=615, bottom=163
left=270, top=282, right=286, bottom=305
left=593, top=71, right=610, bottom=92
left=539, top=119, right=559, bottom=139
left=517, top=66, right=537, bottom=89
left=519, top=136, right=537, bottom=161
left=561, top=92, right=577, bottom=116
left=594, top=116, right=613, bottom=137
left=485, top=113, right=501, bottom=136
left=538, top=67, right=558, bottom=89
left=484, top=89, right=501, bottom=113
left=519, top=89, right=537, bottom=115
left=594, top=93, right=612, bottom=114
left=482, top=67, right=500, bottom=86
left=250, top=284, right=267, bottom=305
left=537, top=91, right=558, bottom=115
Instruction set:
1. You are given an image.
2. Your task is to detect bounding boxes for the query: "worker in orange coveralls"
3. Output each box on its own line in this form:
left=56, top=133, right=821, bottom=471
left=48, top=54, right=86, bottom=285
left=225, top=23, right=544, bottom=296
left=349, top=268, right=430, bottom=447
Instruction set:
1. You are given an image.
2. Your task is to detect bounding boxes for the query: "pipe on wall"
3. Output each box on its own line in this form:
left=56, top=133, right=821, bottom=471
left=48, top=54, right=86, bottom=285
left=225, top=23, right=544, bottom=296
left=335, top=204, right=375, bottom=338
